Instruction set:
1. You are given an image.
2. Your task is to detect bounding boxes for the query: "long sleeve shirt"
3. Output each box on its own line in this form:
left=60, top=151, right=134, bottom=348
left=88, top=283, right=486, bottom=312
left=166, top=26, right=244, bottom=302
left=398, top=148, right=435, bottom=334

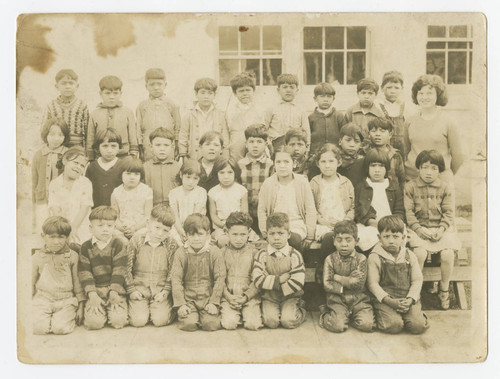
left=323, top=251, right=367, bottom=296
left=222, top=244, right=259, bottom=301
left=143, top=158, right=181, bottom=205
left=85, top=157, right=127, bottom=207
left=265, top=100, right=311, bottom=146
left=32, top=145, right=67, bottom=204
left=308, top=107, right=345, bottom=154
left=343, top=102, right=385, bottom=142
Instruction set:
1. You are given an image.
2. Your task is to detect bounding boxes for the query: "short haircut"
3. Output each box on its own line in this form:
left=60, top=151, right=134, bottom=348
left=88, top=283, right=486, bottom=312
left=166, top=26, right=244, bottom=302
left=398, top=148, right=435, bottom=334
left=180, top=159, right=202, bottom=176
left=381, top=70, right=404, bottom=88
left=314, top=82, right=336, bottom=97
left=272, top=144, right=293, bottom=162
left=121, top=157, right=145, bottom=180
left=285, top=128, right=308, bottom=145
left=411, top=74, right=448, bottom=106
left=199, top=131, right=224, bottom=147
left=149, top=127, right=175, bottom=143
left=99, top=75, right=122, bottom=91
left=213, top=156, right=241, bottom=183
left=194, top=77, right=217, bottom=93
left=225, top=211, right=253, bottom=229
left=150, top=204, right=175, bottom=227
left=415, top=149, right=446, bottom=173
left=184, top=213, right=211, bottom=234
left=145, top=68, right=166, bottom=82
left=57, top=146, right=86, bottom=170
left=266, top=212, right=290, bottom=231
left=244, top=124, right=268, bottom=141
left=230, top=72, right=256, bottom=93
left=340, top=123, right=364, bottom=142
left=357, top=78, right=379, bottom=94
left=315, top=143, right=342, bottom=164
left=333, top=220, right=358, bottom=240
left=377, top=215, right=405, bottom=234
left=363, top=148, right=391, bottom=178
left=40, top=118, right=70, bottom=146
left=42, top=216, right=72, bottom=236
left=92, top=127, right=123, bottom=152
left=55, top=69, right=78, bottom=82
left=368, top=117, right=394, bottom=133
left=89, top=206, right=118, bottom=222
left=277, top=73, right=299, bottom=87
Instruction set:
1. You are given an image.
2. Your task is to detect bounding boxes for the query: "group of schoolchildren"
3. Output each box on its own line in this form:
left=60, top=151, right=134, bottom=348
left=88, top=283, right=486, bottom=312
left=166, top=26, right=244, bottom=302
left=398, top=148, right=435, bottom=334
left=31, top=67, right=462, bottom=338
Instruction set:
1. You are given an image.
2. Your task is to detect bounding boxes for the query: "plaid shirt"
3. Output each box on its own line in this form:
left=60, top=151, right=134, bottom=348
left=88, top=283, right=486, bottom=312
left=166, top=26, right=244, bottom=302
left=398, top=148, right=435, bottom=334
left=238, top=154, right=273, bottom=218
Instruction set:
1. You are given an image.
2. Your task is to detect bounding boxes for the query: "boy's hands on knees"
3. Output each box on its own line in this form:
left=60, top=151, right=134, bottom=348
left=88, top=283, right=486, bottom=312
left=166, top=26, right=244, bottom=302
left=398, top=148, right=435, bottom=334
left=130, top=291, right=144, bottom=301
left=232, top=295, right=247, bottom=308
left=205, top=303, right=218, bottom=315
left=398, top=298, right=413, bottom=313
left=87, top=291, right=105, bottom=312
left=154, top=290, right=168, bottom=303
left=382, top=296, right=401, bottom=311
left=279, top=272, right=291, bottom=284
left=178, top=304, right=191, bottom=317
left=108, top=290, right=121, bottom=306
left=76, top=302, right=85, bottom=325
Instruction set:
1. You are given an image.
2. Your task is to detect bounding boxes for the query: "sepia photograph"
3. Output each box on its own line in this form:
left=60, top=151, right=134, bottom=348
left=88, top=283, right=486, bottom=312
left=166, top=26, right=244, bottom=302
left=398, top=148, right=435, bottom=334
left=15, top=11, right=487, bottom=365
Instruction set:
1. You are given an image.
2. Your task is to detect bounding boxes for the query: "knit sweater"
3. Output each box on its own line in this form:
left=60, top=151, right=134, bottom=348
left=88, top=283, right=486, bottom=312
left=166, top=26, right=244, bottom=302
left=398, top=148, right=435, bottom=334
left=222, top=244, right=260, bottom=301
left=143, top=158, right=182, bottom=205
left=85, top=157, right=127, bottom=207
left=308, top=107, right=345, bottom=155
left=323, top=250, right=368, bottom=297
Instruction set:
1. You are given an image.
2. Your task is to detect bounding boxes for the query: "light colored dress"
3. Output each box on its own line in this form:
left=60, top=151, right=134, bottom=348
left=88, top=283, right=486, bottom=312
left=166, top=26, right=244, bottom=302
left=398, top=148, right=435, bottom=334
left=274, top=181, right=307, bottom=239
left=169, top=185, right=207, bottom=223
left=315, top=177, right=346, bottom=241
left=111, top=183, right=153, bottom=232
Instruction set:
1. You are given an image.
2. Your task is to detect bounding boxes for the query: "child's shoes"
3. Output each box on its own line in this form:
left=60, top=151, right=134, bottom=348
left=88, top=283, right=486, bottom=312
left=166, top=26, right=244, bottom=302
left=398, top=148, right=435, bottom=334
left=438, top=289, right=450, bottom=310
left=427, top=281, right=438, bottom=294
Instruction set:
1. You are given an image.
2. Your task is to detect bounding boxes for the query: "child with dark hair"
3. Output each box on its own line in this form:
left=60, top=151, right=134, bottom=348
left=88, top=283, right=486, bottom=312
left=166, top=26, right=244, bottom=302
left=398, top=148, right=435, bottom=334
left=198, top=131, right=224, bottom=192
left=32, top=118, right=70, bottom=233
left=32, top=216, right=85, bottom=334
left=285, top=128, right=311, bottom=177
left=179, top=77, right=229, bottom=160
left=171, top=214, right=226, bottom=331
left=336, top=123, right=365, bottom=187
left=126, top=204, right=179, bottom=327
left=319, top=220, right=374, bottom=333
left=367, top=215, right=429, bottom=334
left=85, top=128, right=128, bottom=208
left=136, top=68, right=181, bottom=161
left=404, top=149, right=461, bottom=310
left=252, top=212, right=306, bottom=329
left=41, top=69, right=89, bottom=148
left=87, top=75, right=138, bottom=160
left=111, top=158, right=153, bottom=239
left=220, top=212, right=263, bottom=330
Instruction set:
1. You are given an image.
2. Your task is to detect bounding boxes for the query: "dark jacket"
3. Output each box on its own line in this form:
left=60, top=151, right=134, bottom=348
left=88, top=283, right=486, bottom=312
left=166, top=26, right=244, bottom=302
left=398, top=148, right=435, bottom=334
left=308, top=107, right=345, bottom=155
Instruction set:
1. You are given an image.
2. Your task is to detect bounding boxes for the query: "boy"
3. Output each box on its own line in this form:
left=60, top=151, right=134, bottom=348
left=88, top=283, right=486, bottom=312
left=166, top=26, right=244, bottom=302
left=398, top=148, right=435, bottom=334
left=86, top=75, right=138, bottom=161
left=143, top=127, right=181, bottom=205
left=336, top=123, right=365, bottom=187
left=220, top=212, right=263, bottom=330
left=265, top=73, right=310, bottom=151
left=198, top=131, right=224, bottom=192
left=178, top=78, right=229, bottom=160
left=136, top=68, right=181, bottom=161
left=319, top=220, right=374, bottom=333
left=285, top=128, right=310, bottom=177
left=367, top=215, right=429, bottom=334
left=343, top=78, right=384, bottom=144
left=308, top=82, right=345, bottom=155
left=253, top=213, right=306, bottom=329
left=126, top=204, right=179, bottom=327
left=225, top=72, right=265, bottom=163
left=366, top=117, right=405, bottom=190
left=32, top=216, right=85, bottom=335
left=78, top=206, right=128, bottom=329
left=171, top=214, right=226, bottom=331
left=41, top=69, right=89, bottom=148
left=238, top=124, right=274, bottom=235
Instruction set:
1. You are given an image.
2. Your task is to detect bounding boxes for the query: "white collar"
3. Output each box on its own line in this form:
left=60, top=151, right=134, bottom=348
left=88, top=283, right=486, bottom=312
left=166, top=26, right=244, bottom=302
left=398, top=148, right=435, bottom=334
left=97, top=157, right=118, bottom=171
left=92, top=236, right=112, bottom=249
left=144, top=233, right=162, bottom=248
left=267, top=243, right=291, bottom=257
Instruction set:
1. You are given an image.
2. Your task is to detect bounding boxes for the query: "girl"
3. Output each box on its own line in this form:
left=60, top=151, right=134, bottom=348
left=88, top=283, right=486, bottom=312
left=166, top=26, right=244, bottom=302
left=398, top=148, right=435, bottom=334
left=32, top=118, right=70, bottom=233
left=355, top=149, right=405, bottom=253
left=258, top=145, right=317, bottom=252
left=208, top=156, right=252, bottom=247
left=198, top=131, right=224, bottom=193
left=48, top=146, right=93, bottom=245
left=110, top=158, right=153, bottom=239
left=85, top=128, right=127, bottom=208
left=405, top=150, right=461, bottom=310
left=168, top=159, right=208, bottom=244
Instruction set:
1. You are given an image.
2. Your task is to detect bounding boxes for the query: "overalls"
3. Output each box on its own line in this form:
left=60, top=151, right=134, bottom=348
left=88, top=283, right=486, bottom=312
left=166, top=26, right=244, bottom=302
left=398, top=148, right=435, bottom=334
left=380, top=103, right=407, bottom=158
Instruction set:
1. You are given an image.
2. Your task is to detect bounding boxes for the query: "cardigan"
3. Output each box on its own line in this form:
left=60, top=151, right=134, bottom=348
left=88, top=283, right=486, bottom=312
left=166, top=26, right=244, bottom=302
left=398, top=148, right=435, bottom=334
left=308, top=107, right=345, bottom=155
left=32, top=145, right=67, bottom=204
left=309, top=174, right=355, bottom=222
left=143, top=158, right=181, bottom=205
left=85, top=157, right=127, bottom=207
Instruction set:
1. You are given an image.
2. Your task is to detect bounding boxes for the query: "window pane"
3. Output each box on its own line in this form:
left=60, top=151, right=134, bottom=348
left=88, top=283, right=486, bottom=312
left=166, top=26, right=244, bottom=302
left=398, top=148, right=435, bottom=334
left=428, top=25, right=446, bottom=38
left=219, top=26, right=238, bottom=53
left=469, top=51, right=472, bottom=84
left=241, top=26, right=260, bottom=53
left=427, top=41, right=446, bottom=49
left=326, top=52, right=344, bottom=85
left=304, top=27, right=322, bottom=50
left=263, top=26, right=282, bottom=52
left=448, top=42, right=467, bottom=49
left=219, top=59, right=239, bottom=86
left=426, top=52, right=445, bottom=80
left=304, top=52, right=322, bottom=85
left=450, top=25, right=467, bottom=38
left=242, top=59, right=260, bottom=86
left=346, top=52, right=365, bottom=84
left=346, top=27, right=366, bottom=49
left=325, top=27, right=344, bottom=49
left=448, top=51, right=467, bottom=84
left=263, top=59, right=282, bottom=85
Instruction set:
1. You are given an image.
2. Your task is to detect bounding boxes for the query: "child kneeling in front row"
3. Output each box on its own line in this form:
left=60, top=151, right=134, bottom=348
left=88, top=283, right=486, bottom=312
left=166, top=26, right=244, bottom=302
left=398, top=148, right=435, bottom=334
left=32, top=216, right=85, bottom=335
left=367, top=215, right=429, bottom=334
left=220, top=212, right=263, bottom=330
left=126, top=204, right=179, bottom=327
left=253, top=213, right=306, bottom=329
left=319, top=220, right=374, bottom=333
left=171, top=214, right=226, bottom=331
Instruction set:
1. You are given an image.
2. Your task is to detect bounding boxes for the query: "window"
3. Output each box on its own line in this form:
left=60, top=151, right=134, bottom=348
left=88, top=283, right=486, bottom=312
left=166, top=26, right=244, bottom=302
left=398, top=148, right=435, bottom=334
left=303, top=26, right=367, bottom=85
left=426, top=25, right=473, bottom=84
left=218, top=25, right=282, bottom=86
